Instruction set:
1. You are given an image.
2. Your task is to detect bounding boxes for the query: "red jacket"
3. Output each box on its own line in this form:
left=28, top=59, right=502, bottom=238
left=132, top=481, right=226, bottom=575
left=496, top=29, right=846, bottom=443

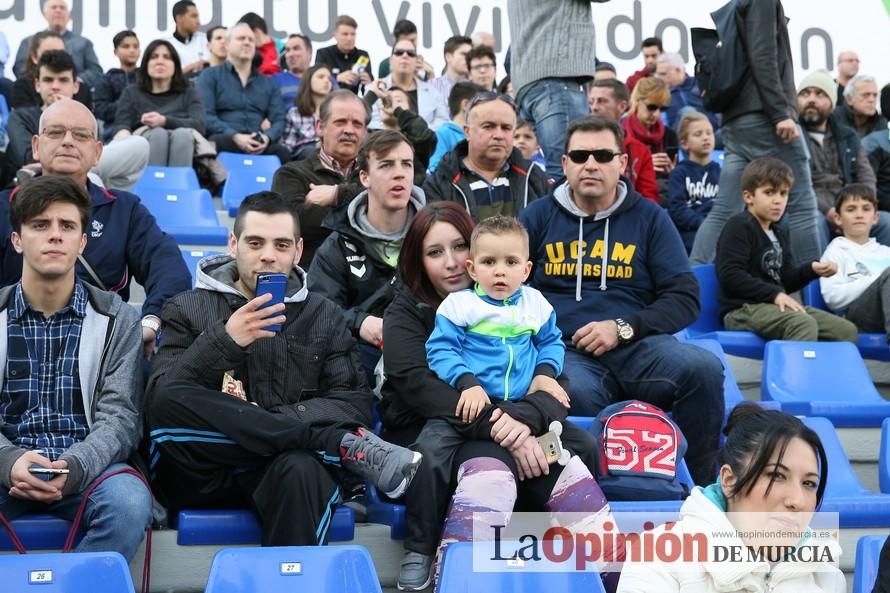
left=626, top=68, right=651, bottom=94
left=257, top=40, right=281, bottom=76
left=624, top=136, right=659, bottom=203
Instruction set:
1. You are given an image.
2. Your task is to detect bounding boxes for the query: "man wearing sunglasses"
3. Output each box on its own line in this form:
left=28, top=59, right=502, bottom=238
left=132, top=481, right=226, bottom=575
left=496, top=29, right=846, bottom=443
left=519, top=115, right=724, bottom=488
left=422, top=92, right=549, bottom=220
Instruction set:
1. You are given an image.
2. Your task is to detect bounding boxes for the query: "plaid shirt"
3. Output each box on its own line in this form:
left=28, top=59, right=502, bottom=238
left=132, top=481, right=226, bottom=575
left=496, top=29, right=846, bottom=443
left=318, top=145, right=357, bottom=179
left=1, top=282, right=89, bottom=460
left=281, top=107, right=319, bottom=155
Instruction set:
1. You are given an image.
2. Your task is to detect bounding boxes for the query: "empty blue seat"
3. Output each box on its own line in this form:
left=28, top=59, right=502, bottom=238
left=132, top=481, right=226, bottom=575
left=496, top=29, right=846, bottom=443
left=365, top=483, right=408, bottom=540
left=687, top=264, right=766, bottom=358
left=853, top=535, right=887, bottom=593
left=802, top=280, right=890, bottom=361
left=437, top=541, right=606, bottom=593
left=221, top=168, right=275, bottom=217
left=205, top=545, right=381, bottom=593
left=179, top=249, right=222, bottom=286
left=762, top=341, right=890, bottom=426
left=140, top=188, right=228, bottom=245
left=177, top=507, right=354, bottom=545
left=803, top=417, right=890, bottom=527
left=133, top=166, right=200, bottom=194
left=218, top=152, right=281, bottom=175
left=0, top=551, right=134, bottom=593
left=881, top=418, right=890, bottom=494
left=0, top=515, right=82, bottom=551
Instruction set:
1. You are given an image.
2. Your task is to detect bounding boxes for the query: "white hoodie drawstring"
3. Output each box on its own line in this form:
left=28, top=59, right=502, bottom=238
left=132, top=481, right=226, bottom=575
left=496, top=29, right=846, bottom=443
left=600, top=218, right=610, bottom=292
left=575, top=217, right=584, bottom=301
left=523, top=171, right=530, bottom=209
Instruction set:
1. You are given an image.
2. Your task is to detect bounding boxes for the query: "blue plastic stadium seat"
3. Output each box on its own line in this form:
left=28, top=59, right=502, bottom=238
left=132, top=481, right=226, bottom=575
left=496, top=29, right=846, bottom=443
left=437, top=541, right=606, bottom=593
left=176, top=507, right=354, bottom=545
left=180, top=249, right=222, bottom=286
left=0, top=515, right=82, bottom=551
left=139, top=188, right=228, bottom=245
left=802, top=280, right=890, bottom=361
left=803, top=417, right=890, bottom=527
left=204, top=545, right=381, bottom=593
left=0, top=551, right=134, bottom=593
left=687, top=264, right=766, bottom=358
left=217, top=152, right=281, bottom=174
left=222, top=169, right=275, bottom=217
left=881, top=418, right=890, bottom=494
left=853, top=535, right=887, bottom=593
left=133, top=165, right=200, bottom=195
left=762, top=341, right=890, bottom=426
left=365, top=483, right=407, bottom=539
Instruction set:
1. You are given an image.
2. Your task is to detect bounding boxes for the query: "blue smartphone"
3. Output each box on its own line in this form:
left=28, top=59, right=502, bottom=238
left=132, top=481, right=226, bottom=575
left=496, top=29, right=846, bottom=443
left=255, top=273, right=287, bottom=332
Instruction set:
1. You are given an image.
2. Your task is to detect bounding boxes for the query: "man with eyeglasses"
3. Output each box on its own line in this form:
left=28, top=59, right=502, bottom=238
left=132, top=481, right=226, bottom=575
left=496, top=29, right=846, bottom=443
left=422, top=92, right=549, bottom=220
left=519, top=114, right=724, bottom=488
left=0, top=98, right=192, bottom=359
left=7, top=49, right=149, bottom=193
left=465, top=45, right=497, bottom=92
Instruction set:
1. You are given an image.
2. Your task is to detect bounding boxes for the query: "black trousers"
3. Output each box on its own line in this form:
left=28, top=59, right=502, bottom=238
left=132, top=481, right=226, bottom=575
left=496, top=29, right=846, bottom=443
left=147, top=381, right=352, bottom=546
left=398, top=418, right=599, bottom=555
left=210, top=133, right=292, bottom=164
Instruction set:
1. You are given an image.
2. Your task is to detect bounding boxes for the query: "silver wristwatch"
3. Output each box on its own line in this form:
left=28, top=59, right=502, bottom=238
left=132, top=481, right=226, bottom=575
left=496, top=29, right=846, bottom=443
left=615, top=318, right=634, bottom=345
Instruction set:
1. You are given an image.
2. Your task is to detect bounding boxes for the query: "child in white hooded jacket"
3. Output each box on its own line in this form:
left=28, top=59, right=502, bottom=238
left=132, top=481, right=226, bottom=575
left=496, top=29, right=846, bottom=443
left=820, top=184, right=890, bottom=338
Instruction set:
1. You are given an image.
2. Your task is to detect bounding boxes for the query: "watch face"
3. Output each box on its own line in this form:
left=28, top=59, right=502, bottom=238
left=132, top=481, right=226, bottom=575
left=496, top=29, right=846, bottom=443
left=619, top=325, right=633, bottom=340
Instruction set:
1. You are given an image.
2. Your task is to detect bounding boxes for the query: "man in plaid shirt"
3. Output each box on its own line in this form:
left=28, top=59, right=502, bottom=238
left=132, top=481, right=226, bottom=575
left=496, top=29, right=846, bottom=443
left=0, top=175, right=151, bottom=560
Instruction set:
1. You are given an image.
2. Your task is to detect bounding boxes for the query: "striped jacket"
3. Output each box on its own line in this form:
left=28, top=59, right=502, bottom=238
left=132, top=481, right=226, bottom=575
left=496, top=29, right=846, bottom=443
left=426, top=285, right=564, bottom=401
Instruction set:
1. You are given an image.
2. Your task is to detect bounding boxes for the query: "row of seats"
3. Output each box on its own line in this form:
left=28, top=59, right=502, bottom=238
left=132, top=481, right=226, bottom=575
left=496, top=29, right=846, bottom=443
left=132, top=155, right=280, bottom=247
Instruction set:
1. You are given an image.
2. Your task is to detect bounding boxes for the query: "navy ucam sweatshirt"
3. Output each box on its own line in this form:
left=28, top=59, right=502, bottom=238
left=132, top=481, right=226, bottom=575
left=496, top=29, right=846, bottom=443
left=518, top=178, right=700, bottom=341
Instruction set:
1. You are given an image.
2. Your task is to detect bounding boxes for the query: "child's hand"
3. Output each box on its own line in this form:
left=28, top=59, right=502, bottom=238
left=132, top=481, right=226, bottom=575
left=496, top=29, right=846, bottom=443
left=456, top=386, right=491, bottom=423
left=812, top=260, right=838, bottom=278
left=774, top=292, right=806, bottom=313
left=528, top=374, right=570, bottom=408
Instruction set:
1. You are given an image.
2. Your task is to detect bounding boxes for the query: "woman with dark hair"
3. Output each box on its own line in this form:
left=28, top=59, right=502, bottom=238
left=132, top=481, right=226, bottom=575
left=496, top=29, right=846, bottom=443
left=618, top=402, right=844, bottom=593
left=10, top=31, right=92, bottom=110
left=281, top=64, right=332, bottom=160
left=383, top=202, right=615, bottom=592
left=112, top=39, right=205, bottom=167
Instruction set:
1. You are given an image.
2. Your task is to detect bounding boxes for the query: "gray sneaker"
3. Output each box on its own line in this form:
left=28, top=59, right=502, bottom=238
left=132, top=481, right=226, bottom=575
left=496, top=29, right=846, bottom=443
left=397, top=551, right=434, bottom=591
left=340, top=428, right=422, bottom=498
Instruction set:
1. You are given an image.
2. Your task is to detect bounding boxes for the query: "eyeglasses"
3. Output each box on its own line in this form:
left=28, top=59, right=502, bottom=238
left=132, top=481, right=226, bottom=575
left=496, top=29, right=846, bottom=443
left=392, top=48, right=417, bottom=58
left=465, top=91, right=517, bottom=114
left=40, top=125, right=95, bottom=142
left=644, top=103, right=665, bottom=112
left=470, top=62, right=495, bottom=72
left=567, top=149, right=622, bottom=164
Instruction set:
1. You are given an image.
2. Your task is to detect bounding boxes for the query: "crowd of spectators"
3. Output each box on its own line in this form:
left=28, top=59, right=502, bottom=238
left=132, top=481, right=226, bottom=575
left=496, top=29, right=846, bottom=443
left=0, top=0, right=888, bottom=592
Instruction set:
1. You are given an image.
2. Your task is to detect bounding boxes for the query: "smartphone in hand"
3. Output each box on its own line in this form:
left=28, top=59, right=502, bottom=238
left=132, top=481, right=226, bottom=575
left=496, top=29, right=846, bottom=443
left=29, top=465, right=70, bottom=481
left=255, top=273, right=288, bottom=332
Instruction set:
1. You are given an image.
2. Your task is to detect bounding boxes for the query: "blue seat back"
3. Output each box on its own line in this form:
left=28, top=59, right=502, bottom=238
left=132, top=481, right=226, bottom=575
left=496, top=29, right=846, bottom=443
left=802, top=280, right=830, bottom=311
left=134, top=166, right=200, bottom=194
left=0, top=551, right=134, bottom=593
left=204, top=545, right=381, bottom=593
left=218, top=152, right=281, bottom=176
left=690, top=264, right=721, bottom=332
left=762, top=341, right=883, bottom=406
left=881, top=418, right=890, bottom=494
left=140, top=188, right=220, bottom=228
left=221, top=170, right=274, bottom=216
left=853, top=535, right=887, bottom=593
left=437, top=541, right=606, bottom=593
left=802, top=416, right=870, bottom=497
left=180, top=249, right=222, bottom=287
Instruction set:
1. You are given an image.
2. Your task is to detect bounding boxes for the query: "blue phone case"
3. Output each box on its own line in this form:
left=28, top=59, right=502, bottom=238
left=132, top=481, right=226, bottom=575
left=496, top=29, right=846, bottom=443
left=255, top=273, right=287, bottom=332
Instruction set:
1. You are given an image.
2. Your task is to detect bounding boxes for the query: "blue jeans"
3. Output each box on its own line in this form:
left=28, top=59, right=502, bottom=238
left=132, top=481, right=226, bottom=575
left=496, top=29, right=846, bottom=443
left=690, top=112, right=823, bottom=267
left=563, top=335, right=724, bottom=486
left=0, top=463, right=153, bottom=561
left=518, top=78, right=591, bottom=181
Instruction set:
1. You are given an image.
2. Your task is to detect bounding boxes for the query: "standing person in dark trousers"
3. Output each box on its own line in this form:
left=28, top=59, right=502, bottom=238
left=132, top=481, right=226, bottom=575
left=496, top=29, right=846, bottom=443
left=690, top=0, right=822, bottom=268
left=145, top=191, right=422, bottom=546
left=507, top=0, right=600, bottom=180
left=315, top=15, right=372, bottom=95
left=198, top=23, right=289, bottom=163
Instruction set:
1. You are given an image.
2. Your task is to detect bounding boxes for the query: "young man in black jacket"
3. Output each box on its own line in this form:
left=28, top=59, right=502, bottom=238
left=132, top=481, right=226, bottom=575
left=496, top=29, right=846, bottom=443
left=145, top=191, right=422, bottom=546
left=309, top=130, right=425, bottom=380
left=716, top=157, right=857, bottom=342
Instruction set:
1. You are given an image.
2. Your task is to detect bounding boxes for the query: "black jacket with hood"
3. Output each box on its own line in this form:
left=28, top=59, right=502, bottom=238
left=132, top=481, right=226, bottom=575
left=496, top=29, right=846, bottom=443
left=421, top=140, right=550, bottom=219
left=147, top=255, right=373, bottom=429
left=308, top=187, right=426, bottom=337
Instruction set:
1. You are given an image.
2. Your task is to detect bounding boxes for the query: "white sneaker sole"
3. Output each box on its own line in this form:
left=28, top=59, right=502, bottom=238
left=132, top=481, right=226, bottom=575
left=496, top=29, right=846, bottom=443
left=383, top=451, right=423, bottom=498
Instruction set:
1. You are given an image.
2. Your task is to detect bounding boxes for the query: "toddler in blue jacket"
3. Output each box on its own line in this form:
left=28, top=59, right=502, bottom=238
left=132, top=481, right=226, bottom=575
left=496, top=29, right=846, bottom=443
left=426, top=216, right=568, bottom=422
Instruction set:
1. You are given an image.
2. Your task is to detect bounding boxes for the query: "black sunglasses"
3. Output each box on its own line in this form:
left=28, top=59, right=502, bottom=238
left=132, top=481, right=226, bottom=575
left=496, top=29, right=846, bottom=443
left=392, top=48, right=417, bottom=58
left=645, top=103, right=665, bottom=112
left=567, top=149, right=622, bottom=164
left=465, top=91, right=517, bottom=114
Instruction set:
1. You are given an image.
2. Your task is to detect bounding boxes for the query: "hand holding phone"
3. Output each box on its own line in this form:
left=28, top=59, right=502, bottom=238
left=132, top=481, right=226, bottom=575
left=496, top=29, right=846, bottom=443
left=255, top=273, right=288, bottom=332
left=29, top=465, right=70, bottom=481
